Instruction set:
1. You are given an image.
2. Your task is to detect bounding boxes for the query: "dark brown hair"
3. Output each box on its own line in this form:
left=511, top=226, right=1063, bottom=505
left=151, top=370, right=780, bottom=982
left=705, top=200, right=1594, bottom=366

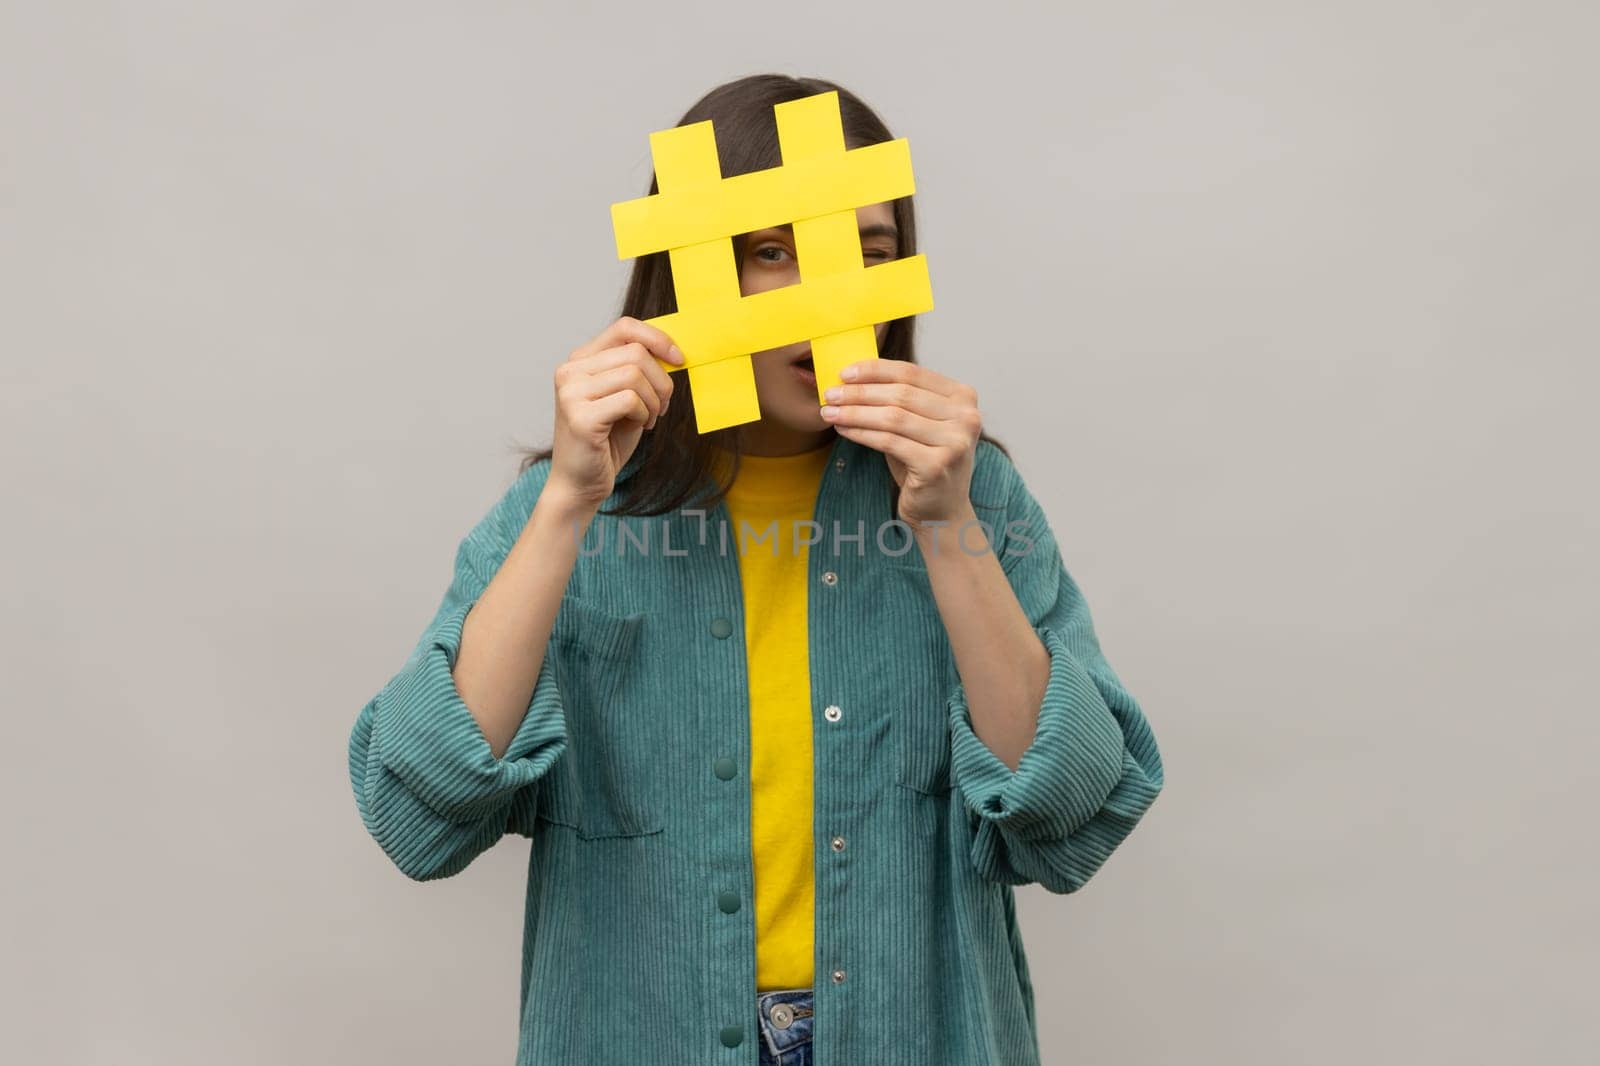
left=516, top=73, right=1008, bottom=517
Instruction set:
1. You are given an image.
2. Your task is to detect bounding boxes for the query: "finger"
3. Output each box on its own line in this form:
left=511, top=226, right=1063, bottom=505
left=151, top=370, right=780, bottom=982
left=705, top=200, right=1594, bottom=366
left=572, top=315, right=685, bottom=369
left=571, top=316, right=682, bottom=366
left=581, top=387, right=652, bottom=436
left=831, top=423, right=940, bottom=471
left=578, top=342, right=676, bottom=413
left=839, top=357, right=966, bottom=398
left=578, top=362, right=665, bottom=428
left=823, top=379, right=964, bottom=421
left=820, top=401, right=958, bottom=449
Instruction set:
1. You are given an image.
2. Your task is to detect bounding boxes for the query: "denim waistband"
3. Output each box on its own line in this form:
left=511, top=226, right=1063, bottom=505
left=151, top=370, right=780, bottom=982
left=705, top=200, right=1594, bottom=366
left=756, top=986, right=814, bottom=1057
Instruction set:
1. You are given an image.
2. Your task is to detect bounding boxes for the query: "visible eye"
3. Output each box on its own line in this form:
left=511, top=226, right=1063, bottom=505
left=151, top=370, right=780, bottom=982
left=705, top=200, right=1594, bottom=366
left=752, top=243, right=895, bottom=265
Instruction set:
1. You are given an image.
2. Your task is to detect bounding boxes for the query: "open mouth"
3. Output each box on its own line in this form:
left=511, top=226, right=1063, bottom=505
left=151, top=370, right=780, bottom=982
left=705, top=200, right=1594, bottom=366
left=792, top=353, right=816, bottom=385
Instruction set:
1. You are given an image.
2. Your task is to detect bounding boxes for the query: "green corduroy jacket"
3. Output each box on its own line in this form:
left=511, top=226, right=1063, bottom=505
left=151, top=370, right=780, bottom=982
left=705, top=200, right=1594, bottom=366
left=347, top=432, right=1164, bottom=1064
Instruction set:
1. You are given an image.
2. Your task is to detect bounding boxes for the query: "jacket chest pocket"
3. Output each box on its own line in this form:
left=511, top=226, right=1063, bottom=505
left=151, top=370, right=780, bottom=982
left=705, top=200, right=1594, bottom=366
left=542, top=595, right=664, bottom=839
left=876, top=563, right=956, bottom=796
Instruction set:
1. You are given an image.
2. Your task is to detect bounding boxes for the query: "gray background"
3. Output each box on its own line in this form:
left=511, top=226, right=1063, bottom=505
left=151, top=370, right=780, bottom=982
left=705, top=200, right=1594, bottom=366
left=3, top=1, right=1595, bottom=1063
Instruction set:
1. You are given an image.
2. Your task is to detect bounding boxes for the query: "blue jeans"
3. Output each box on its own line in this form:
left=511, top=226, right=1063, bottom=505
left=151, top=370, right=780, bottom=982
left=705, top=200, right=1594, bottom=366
left=755, top=987, right=814, bottom=1065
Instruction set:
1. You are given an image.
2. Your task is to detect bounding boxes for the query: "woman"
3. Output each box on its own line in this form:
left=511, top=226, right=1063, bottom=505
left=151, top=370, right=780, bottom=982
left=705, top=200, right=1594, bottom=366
left=348, top=74, right=1163, bottom=1066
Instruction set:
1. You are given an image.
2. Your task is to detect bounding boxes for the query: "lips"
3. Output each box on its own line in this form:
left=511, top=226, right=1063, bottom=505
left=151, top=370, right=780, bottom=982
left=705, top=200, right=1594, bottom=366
left=792, top=351, right=817, bottom=387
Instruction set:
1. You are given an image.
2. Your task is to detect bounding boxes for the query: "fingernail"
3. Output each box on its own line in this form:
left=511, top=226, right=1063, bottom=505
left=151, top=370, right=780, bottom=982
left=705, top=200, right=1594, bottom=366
left=840, top=364, right=859, bottom=380
left=819, top=404, right=838, bottom=418
left=667, top=344, right=684, bottom=364
left=823, top=386, right=842, bottom=402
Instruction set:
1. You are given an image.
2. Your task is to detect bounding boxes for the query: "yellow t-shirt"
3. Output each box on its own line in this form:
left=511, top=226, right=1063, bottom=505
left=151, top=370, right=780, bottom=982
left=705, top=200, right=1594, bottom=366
left=715, top=441, right=832, bottom=992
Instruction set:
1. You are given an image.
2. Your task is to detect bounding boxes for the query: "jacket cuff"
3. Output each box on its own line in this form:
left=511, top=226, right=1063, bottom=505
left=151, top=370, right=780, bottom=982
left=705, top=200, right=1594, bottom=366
left=375, top=599, right=568, bottom=823
left=947, top=624, right=1127, bottom=842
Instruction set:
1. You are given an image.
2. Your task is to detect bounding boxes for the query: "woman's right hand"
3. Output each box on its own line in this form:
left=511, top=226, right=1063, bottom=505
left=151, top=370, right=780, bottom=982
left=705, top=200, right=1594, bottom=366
left=547, top=316, right=685, bottom=508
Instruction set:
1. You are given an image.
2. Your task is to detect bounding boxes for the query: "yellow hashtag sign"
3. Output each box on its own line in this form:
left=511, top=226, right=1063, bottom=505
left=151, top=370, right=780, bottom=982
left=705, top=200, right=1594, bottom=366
left=609, top=90, right=934, bottom=433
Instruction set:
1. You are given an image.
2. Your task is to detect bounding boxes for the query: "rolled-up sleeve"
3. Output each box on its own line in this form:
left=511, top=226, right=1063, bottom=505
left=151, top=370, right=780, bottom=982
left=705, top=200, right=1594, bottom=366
left=948, top=454, right=1164, bottom=894
left=348, top=462, right=568, bottom=881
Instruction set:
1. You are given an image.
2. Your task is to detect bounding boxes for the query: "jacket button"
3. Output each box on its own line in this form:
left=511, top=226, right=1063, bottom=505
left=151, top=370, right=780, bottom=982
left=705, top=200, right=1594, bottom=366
left=821, top=570, right=838, bottom=586
left=713, top=757, right=737, bottom=780
left=823, top=704, right=842, bottom=723
left=830, top=835, right=846, bottom=852
left=709, top=616, right=733, bottom=639
left=717, top=889, right=740, bottom=914
left=831, top=968, right=847, bottom=984
left=719, top=1024, right=744, bottom=1048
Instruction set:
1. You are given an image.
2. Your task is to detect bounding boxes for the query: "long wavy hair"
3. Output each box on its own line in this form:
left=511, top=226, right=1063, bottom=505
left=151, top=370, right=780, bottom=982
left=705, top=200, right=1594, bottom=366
left=516, top=73, right=1008, bottom=517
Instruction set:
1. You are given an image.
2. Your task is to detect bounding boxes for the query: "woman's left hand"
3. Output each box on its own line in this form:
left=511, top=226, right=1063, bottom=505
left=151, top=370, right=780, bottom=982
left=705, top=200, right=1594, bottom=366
left=819, top=359, right=983, bottom=531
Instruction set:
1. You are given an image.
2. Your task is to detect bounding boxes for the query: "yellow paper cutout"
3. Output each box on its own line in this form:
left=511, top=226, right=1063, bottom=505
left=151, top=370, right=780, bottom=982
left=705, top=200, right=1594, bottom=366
left=610, top=90, right=934, bottom=433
